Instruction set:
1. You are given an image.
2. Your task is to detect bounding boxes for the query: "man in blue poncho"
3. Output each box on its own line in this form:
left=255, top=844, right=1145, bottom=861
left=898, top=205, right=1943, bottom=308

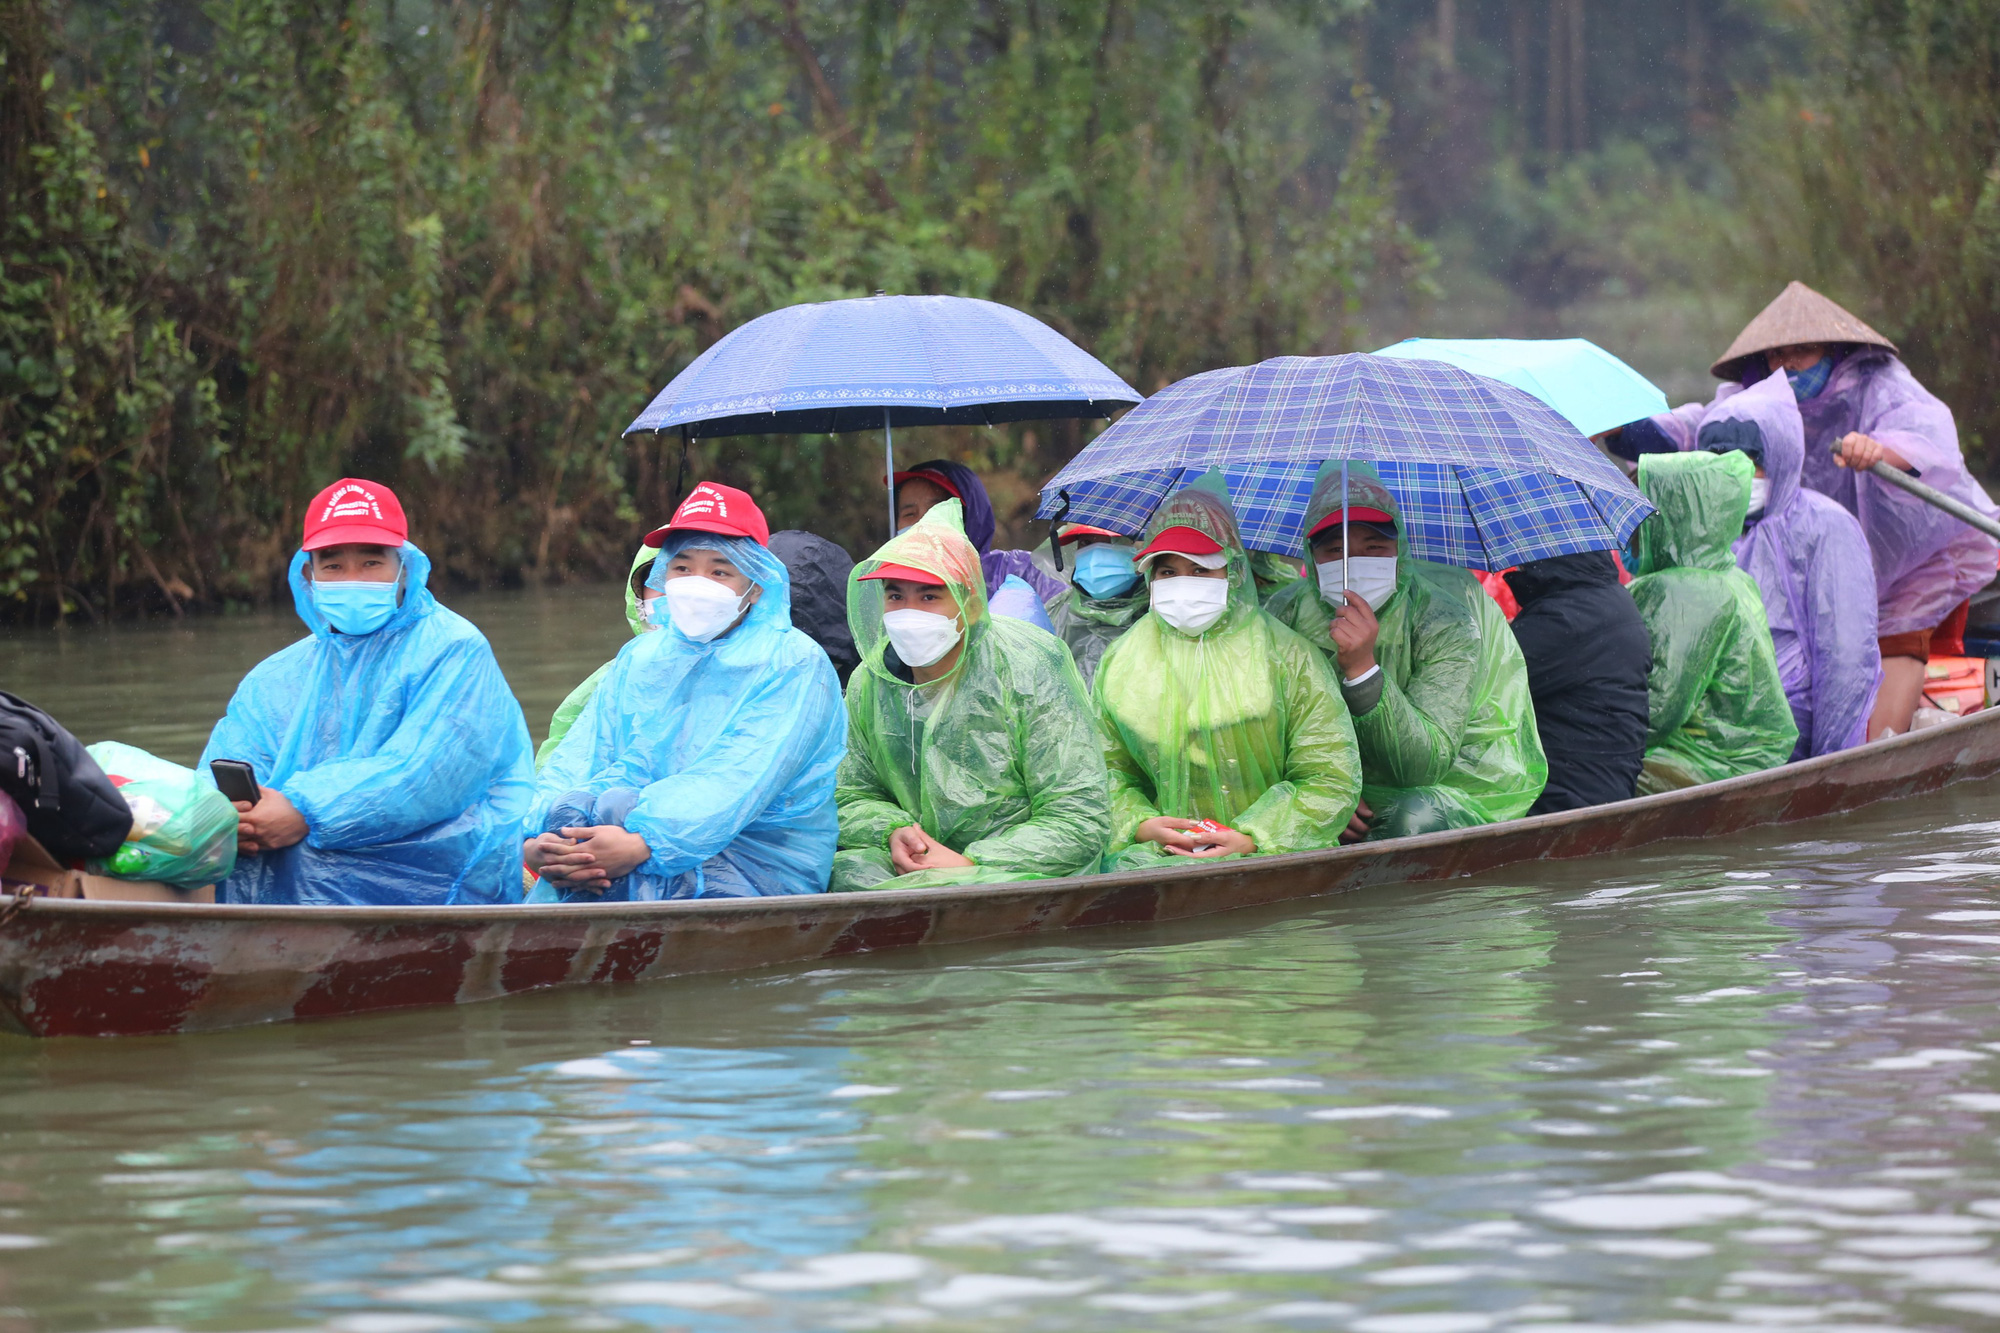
left=524, top=482, right=847, bottom=900
left=200, top=478, right=535, bottom=906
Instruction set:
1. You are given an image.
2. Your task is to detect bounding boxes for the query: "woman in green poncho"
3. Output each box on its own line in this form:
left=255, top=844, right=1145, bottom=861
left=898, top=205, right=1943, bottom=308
left=535, top=543, right=660, bottom=769
left=831, top=500, right=1111, bottom=892
left=1264, top=466, right=1547, bottom=840
left=1095, top=483, right=1362, bottom=867
left=1628, top=451, right=1798, bottom=792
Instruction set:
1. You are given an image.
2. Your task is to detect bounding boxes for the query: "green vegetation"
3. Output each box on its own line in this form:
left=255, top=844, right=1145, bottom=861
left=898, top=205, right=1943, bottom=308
left=1, top=0, right=1992, bottom=622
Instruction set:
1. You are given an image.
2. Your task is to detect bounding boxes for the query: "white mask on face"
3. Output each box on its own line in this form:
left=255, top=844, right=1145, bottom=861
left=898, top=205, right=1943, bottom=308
left=1316, top=556, right=1398, bottom=611
left=882, top=608, right=963, bottom=668
left=1150, top=574, right=1230, bottom=635
left=664, top=575, right=748, bottom=642
left=1747, top=477, right=1771, bottom=515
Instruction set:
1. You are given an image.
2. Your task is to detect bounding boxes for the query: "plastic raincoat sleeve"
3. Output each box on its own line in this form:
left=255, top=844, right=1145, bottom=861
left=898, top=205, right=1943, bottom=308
left=1798, top=515, right=1880, bottom=753
left=536, top=662, right=611, bottom=770
left=279, top=634, right=521, bottom=850
left=958, top=638, right=1108, bottom=874
left=1227, top=631, right=1360, bottom=854
left=617, top=651, right=844, bottom=882
left=536, top=543, right=657, bottom=769
left=1346, top=588, right=1477, bottom=790
left=834, top=716, right=909, bottom=853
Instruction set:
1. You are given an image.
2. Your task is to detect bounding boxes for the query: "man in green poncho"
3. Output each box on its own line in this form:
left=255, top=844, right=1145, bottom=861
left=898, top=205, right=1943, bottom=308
left=1265, top=467, right=1546, bottom=840
left=1046, top=523, right=1149, bottom=687
left=831, top=500, right=1111, bottom=892
left=1628, top=451, right=1798, bottom=792
left=1095, top=483, right=1362, bottom=867
left=535, top=543, right=660, bottom=769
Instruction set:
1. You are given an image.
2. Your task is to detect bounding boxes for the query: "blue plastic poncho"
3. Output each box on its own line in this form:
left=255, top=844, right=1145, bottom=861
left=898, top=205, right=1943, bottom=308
left=199, top=544, right=535, bottom=906
left=1700, top=371, right=1881, bottom=758
left=529, top=532, right=846, bottom=900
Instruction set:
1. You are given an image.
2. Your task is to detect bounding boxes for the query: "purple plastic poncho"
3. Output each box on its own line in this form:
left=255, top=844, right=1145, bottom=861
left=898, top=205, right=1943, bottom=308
left=1698, top=372, right=1881, bottom=759
left=900, top=459, right=1067, bottom=603
left=1653, top=351, right=1999, bottom=636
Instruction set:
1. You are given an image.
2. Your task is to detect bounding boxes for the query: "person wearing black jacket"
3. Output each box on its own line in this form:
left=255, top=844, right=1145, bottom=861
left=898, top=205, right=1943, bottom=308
left=1503, top=551, right=1651, bottom=815
left=770, top=530, right=860, bottom=686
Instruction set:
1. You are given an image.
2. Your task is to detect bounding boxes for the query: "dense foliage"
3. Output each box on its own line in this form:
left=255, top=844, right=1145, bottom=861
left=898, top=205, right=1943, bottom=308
left=2, top=0, right=1428, bottom=619
left=3, top=0, right=1994, bottom=623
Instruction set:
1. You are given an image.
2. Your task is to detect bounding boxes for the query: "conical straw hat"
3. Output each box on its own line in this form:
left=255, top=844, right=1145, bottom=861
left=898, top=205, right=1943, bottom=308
left=1710, top=281, right=1897, bottom=379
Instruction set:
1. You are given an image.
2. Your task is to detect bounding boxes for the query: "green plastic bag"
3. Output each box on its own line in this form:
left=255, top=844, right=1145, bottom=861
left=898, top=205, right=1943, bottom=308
left=1094, top=482, right=1362, bottom=865
left=1628, top=451, right=1798, bottom=791
left=1264, top=465, right=1547, bottom=837
left=833, top=500, right=1111, bottom=892
left=85, top=742, right=238, bottom=887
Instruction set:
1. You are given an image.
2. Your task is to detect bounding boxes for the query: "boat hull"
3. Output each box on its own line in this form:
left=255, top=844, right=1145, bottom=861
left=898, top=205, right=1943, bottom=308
left=3, top=711, right=1996, bottom=1038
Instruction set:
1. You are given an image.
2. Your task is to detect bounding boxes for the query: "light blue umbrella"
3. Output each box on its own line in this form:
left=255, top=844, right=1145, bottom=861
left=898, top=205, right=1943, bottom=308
left=625, top=294, right=1139, bottom=534
left=1371, top=337, right=1668, bottom=440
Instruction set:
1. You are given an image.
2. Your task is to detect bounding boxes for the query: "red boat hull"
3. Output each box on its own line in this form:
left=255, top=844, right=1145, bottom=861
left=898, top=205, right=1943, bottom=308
left=3, top=712, right=1995, bottom=1038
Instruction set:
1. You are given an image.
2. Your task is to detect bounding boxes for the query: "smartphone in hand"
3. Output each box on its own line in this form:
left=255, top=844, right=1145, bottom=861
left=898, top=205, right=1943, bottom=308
left=210, top=759, right=259, bottom=806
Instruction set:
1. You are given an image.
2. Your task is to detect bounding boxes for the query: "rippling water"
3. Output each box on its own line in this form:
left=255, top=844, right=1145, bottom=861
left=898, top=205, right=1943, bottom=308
left=6, top=596, right=2000, bottom=1330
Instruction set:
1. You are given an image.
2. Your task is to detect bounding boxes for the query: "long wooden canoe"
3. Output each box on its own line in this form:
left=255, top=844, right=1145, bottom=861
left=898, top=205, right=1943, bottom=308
left=3, top=709, right=1996, bottom=1039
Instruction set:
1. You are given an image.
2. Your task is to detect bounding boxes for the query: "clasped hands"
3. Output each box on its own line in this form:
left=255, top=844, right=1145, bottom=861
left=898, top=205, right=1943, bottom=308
left=1135, top=816, right=1255, bottom=859
left=524, top=826, right=652, bottom=891
left=888, top=825, right=974, bottom=875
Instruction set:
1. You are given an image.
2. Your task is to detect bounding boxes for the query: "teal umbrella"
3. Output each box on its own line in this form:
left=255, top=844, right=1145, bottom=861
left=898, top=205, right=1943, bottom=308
left=1371, top=337, right=1668, bottom=440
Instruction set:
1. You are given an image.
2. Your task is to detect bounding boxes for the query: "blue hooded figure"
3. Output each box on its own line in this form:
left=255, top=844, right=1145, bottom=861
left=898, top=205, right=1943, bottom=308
left=200, top=479, right=535, bottom=907
left=527, top=483, right=846, bottom=901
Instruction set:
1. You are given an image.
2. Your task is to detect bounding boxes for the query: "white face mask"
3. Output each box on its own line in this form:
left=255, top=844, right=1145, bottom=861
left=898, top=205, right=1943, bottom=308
left=1316, top=556, right=1398, bottom=612
left=663, top=575, right=748, bottom=642
left=882, top=608, right=963, bottom=668
left=1150, top=574, right=1230, bottom=635
left=1747, top=477, right=1771, bottom=515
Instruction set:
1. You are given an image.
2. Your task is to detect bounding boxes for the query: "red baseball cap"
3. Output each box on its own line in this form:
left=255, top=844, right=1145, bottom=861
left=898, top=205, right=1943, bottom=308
left=1134, top=524, right=1227, bottom=570
left=303, top=478, right=408, bottom=551
left=643, top=481, right=770, bottom=548
left=1307, top=506, right=1397, bottom=539
left=1057, top=523, right=1125, bottom=545
left=892, top=469, right=962, bottom=500
left=859, top=561, right=946, bottom=586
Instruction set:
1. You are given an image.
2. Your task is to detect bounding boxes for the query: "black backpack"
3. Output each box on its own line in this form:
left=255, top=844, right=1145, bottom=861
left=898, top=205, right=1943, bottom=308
left=0, top=690, right=133, bottom=862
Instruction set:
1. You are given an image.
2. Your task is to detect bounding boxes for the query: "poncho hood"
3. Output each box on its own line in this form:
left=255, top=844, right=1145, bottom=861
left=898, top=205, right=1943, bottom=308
left=287, top=542, right=437, bottom=641
left=1700, top=369, right=1805, bottom=521
left=1634, top=452, right=1754, bottom=575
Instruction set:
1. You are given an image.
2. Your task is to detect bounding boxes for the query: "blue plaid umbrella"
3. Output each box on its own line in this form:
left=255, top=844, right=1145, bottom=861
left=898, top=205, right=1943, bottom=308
left=1035, top=354, right=1652, bottom=569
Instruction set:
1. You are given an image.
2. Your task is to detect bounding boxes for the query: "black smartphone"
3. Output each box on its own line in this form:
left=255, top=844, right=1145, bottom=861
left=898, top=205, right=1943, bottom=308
left=210, top=759, right=259, bottom=805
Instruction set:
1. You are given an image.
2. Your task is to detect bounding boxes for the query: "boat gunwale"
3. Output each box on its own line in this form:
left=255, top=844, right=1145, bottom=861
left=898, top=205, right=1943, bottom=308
left=7, top=708, right=1990, bottom=928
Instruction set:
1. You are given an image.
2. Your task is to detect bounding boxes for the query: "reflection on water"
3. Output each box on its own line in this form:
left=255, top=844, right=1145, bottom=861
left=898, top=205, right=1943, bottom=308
left=2, top=778, right=2000, bottom=1328
left=0, top=584, right=632, bottom=764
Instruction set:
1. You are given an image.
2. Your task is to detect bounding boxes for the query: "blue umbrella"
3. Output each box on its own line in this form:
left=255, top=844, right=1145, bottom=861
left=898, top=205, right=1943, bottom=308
left=1371, top=336, right=1669, bottom=440
left=625, top=294, right=1140, bottom=534
left=1034, top=354, right=1652, bottom=571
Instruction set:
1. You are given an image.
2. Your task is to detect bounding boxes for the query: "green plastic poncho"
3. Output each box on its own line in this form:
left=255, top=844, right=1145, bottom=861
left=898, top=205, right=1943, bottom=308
left=833, top=499, right=1111, bottom=892
left=1265, top=467, right=1547, bottom=838
left=1048, top=583, right=1149, bottom=687
left=1629, top=451, right=1798, bottom=792
left=1094, top=484, right=1362, bottom=868
left=535, top=543, right=657, bottom=770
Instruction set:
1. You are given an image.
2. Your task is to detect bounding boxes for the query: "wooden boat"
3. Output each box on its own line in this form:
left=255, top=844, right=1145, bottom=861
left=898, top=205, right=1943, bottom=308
left=3, top=709, right=1996, bottom=1039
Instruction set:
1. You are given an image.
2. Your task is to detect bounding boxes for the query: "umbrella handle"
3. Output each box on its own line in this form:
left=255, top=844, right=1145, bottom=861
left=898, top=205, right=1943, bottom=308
left=1050, top=491, right=1072, bottom=573
left=673, top=426, right=690, bottom=503
left=885, top=409, right=896, bottom=540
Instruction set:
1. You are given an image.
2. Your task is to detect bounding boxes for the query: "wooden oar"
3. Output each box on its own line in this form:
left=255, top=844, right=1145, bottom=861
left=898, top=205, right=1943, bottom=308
left=1836, top=445, right=2000, bottom=542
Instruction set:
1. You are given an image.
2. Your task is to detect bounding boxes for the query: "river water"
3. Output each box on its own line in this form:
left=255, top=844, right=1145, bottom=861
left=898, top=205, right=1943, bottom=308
left=5, top=592, right=2000, bottom=1331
